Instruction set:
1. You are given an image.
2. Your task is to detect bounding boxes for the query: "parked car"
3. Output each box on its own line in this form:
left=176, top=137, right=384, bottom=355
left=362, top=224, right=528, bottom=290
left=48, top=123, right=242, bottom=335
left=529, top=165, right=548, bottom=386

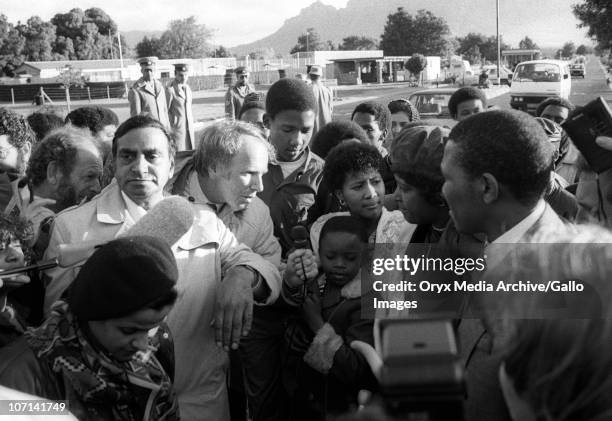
left=570, top=63, right=586, bottom=78
left=481, top=64, right=513, bottom=86
left=408, top=88, right=457, bottom=127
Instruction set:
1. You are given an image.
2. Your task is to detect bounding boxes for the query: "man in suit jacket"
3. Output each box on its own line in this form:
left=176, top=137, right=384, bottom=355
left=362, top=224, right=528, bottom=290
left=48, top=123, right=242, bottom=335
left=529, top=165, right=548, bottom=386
left=440, top=110, right=572, bottom=421
left=128, top=57, right=170, bottom=127
left=166, top=63, right=195, bottom=151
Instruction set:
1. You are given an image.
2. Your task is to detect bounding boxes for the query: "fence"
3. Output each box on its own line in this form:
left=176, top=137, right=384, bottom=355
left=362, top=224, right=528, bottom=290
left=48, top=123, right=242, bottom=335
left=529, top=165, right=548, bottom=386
left=0, top=82, right=127, bottom=104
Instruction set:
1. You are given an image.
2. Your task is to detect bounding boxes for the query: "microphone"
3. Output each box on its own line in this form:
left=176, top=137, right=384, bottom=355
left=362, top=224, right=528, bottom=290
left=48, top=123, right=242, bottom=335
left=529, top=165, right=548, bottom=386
left=56, top=196, right=195, bottom=268
left=289, top=225, right=311, bottom=298
left=0, top=258, right=59, bottom=278
left=123, top=196, right=194, bottom=242
left=290, top=225, right=310, bottom=251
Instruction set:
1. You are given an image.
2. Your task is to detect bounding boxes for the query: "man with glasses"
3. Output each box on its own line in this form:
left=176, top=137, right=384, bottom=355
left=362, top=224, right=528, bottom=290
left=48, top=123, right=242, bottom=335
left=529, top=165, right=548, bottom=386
left=0, top=108, right=35, bottom=214
left=225, top=66, right=255, bottom=121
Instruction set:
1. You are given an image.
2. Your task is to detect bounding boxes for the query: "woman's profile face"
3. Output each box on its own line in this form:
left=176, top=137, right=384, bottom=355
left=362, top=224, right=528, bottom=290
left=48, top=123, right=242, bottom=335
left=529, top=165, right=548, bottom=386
left=337, top=167, right=384, bottom=221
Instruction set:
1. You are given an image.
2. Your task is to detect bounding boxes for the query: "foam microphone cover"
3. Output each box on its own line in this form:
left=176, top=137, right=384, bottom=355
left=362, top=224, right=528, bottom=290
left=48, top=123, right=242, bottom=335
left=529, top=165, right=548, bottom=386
left=122, top=196, right=195, bottom=246
left=290, top=225, right=310, bottom=249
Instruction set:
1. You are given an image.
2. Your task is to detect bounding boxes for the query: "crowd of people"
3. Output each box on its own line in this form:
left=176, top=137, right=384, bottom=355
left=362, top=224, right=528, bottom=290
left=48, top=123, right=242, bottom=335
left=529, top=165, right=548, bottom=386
left=0, top=57, right=610, bottom=421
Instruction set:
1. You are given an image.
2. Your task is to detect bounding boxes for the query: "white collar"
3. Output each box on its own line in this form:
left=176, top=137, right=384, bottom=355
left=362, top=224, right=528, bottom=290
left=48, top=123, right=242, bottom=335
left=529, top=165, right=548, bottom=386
left=120, top=191, right=148, bottom=223
left=492, top=200, right=546, bottom=245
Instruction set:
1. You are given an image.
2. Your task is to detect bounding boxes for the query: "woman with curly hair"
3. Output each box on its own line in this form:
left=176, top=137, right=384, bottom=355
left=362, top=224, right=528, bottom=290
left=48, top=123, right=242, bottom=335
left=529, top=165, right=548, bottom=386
left=309, top=142, right=415, bottom=255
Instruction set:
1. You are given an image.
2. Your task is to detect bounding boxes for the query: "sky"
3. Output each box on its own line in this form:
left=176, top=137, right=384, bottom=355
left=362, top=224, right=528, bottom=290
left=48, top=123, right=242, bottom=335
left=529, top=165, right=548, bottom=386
left=1, top=0, right=591, bottom=48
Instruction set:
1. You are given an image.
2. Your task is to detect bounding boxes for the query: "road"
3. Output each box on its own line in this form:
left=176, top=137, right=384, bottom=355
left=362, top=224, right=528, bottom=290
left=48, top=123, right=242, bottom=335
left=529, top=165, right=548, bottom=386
left=333, top=56, right=612, bottom=121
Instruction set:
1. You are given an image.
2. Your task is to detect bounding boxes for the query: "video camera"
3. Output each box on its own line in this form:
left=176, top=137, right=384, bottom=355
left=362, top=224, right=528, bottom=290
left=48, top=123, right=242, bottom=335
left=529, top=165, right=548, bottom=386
left=353, top=319, right=465, bottom=421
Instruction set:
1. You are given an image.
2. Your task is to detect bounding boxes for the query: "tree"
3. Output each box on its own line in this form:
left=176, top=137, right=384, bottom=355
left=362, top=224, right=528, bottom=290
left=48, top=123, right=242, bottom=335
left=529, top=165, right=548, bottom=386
left=51, top=7, right=120, bottom=60
left=573, top=0, right=612, bottom=50
left=561, top=41, right=576, bottom=58
left=290, top=28, right=323, bottom=54
left=411, top=10, right=450, bottom=55
left=214, top=46, right=232, bottom=58
left=380, top=8, right=449, bottom=56
left=456, top=32, right=509, bottom=63
left=380, top=7, right=412, bottom=56
left=158, top=16, right=212, bottom=59
left=0, top=15, right=25, bottom=76
left=20, top=16, right=56, bottom=61
left=576, top=44, right=592, bottom=55
left=519, top=36, right=539, bottom=50
left=340, top=36, right=377, bottom=51
left=406, top=54, right=427, bottom=84
left=135, top=36, right=163, bottom=58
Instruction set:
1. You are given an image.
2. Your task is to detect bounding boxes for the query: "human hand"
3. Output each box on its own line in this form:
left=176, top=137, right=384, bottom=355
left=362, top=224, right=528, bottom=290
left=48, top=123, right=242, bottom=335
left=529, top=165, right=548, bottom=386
left=301, top=289, right=324, bottom=332
left=284, top=249, right=318, bottom=289
left=596, top=136, right=612, bottom=151
left=213, top=266, right=254, bottom=351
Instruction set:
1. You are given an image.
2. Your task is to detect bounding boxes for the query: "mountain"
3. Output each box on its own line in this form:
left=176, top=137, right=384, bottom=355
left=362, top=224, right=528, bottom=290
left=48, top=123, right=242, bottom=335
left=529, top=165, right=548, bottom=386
left=230, top=0, right=576, bottom=56
left=121, top=30, right=164, bottom=49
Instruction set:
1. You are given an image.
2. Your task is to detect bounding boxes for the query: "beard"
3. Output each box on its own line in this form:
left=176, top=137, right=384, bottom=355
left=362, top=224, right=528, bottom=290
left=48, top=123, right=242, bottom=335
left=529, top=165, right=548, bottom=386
left=55, top=181, right=78, bottom=211
left=55, top=179, right=96, bottom=211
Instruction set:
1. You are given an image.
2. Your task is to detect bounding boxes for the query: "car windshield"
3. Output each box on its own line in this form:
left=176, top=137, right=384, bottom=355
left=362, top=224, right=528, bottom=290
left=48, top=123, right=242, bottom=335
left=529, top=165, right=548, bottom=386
left=514, top=63, right=561, bottom=82
left=409, top=93, right=452, bottom=115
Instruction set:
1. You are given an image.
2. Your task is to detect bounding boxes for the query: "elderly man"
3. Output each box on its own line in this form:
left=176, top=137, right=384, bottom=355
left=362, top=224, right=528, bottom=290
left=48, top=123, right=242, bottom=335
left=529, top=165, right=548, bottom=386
left=167, top=120, right=316, bottom=421
left=225, top=66, right=255, bottom=121
left=128, top=57, right=170, bottom=127
left=43, top=115, right=281, bottom=421
left=166, top=63, right=194, bottom=151
left=0, top=108, right=35, bottom=213
left=19, top=127, right=102, bottom=253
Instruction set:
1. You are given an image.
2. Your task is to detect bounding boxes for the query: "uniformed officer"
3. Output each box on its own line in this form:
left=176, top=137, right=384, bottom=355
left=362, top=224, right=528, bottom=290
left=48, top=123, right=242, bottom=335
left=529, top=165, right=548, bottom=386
left=128, top=57, right=170, bottom=127
left=309, top=64, right=333, bottom=136
left=166, top=63, right=195, bottom=151
left=225, top=66, right=255, bottom=121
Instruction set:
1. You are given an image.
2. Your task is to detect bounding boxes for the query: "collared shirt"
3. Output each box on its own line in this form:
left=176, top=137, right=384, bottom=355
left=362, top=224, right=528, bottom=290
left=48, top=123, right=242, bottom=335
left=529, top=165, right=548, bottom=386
left=120, top=191, right=147, bottom=223
left=491, top=199, right=546, bottom=245
left=259, top=148, right=325, bottom=257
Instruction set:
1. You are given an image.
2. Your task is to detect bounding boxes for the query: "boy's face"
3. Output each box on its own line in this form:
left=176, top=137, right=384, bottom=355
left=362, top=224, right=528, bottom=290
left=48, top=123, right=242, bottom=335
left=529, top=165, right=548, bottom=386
left=265, top=110, right=315, bottom=162
left=319, top=231, right=364, bottom=287
left=352, top=112, right=386, bottom=148
left=455, top=99, right=484, bottom=121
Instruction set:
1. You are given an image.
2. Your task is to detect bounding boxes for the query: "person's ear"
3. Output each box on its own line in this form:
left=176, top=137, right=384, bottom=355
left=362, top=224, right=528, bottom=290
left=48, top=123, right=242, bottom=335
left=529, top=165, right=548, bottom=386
left=334, top=189, right=346, bottom=206
left=263, top=113, right=271, bottom=130
left=481, top=173, right=499, bottom=204
left=46, top=161, right=60, bottom=185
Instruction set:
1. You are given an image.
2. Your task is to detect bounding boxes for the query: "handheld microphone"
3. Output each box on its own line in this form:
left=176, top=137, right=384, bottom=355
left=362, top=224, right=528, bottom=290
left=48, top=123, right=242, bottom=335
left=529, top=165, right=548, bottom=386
left=289, top=225, right=311, bottom=298
left=123, top=196, right=194, bottom=244
left=290, top=225, right=310, bottom=250
left=56, top=196, right=195, bottom=268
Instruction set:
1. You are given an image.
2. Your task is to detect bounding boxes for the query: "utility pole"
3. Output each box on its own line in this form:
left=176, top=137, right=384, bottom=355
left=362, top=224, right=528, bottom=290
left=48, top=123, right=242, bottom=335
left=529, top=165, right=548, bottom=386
left=496, top=0, right=501, bottom=85
left=109, top=29, right=114, bottom=60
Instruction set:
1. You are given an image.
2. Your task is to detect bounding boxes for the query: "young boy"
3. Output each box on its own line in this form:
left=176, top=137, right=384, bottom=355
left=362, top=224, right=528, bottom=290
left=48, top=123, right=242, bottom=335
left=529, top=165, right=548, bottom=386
left=287, top=215, right=376, bottom=420
left=447, top=86, right=487, bottom=122
left=351, top=101, right=395, bottom=193
left=260, top=78, right=324, bottom=257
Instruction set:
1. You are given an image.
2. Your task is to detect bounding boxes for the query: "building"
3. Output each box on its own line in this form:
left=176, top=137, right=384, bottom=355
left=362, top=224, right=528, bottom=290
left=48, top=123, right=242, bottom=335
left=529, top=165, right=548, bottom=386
left=502, top=49, right=542, bottom=70
left=13, top=58, right=237, bottom=83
